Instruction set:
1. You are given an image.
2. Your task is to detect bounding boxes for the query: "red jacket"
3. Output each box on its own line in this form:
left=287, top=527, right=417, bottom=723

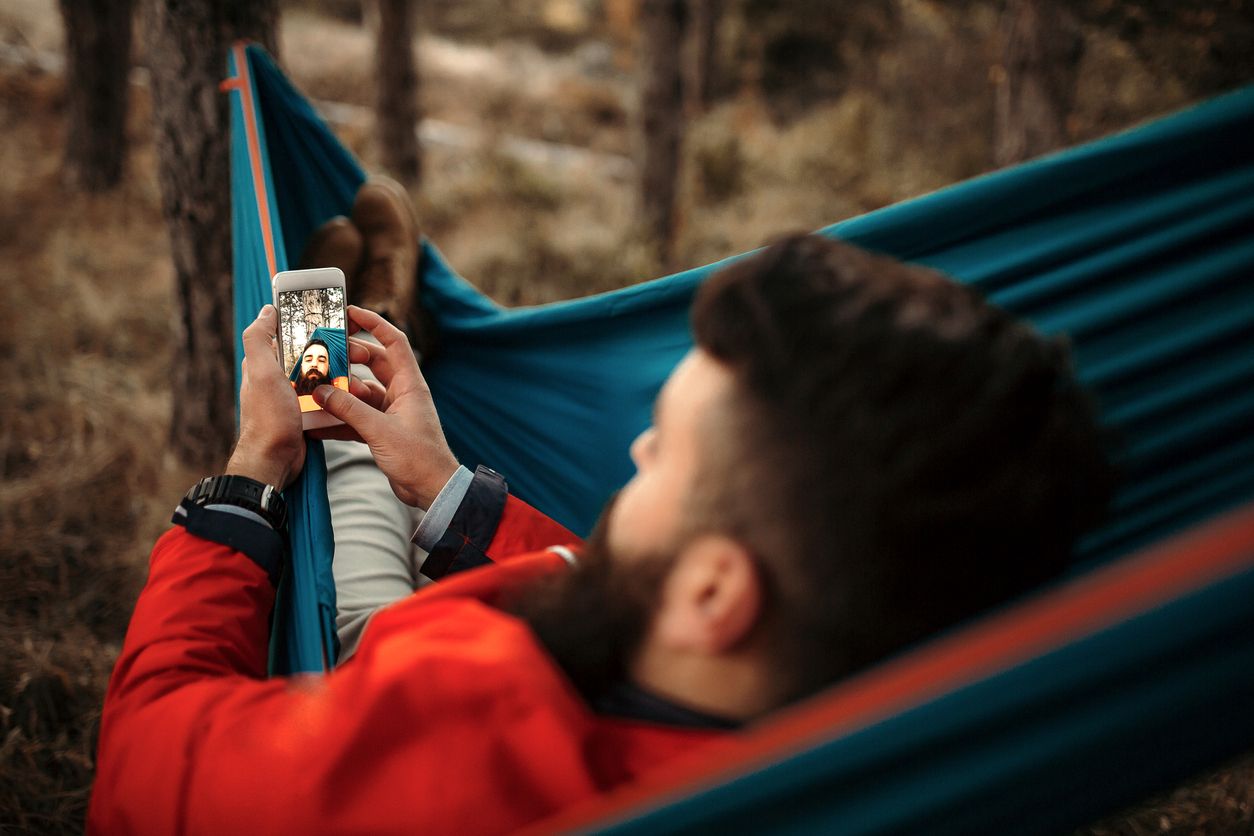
left=89, top=486, right=725, bottom=834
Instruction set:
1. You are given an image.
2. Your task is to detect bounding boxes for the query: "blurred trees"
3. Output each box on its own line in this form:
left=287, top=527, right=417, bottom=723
left=685, top=0, right=723, bottom=115
left=57, top=0, right=134, bottom=191
left=637, top=0, right=686, bottom=267
left=993, top=0, right=1083, bottom=166
left=635, top=0, right=726, bottom=266
left=1079, top=1, right=1254, bottom=99
left=145, top=0, right=279, bottom=469
left=369, top=0, right=423, bottom=188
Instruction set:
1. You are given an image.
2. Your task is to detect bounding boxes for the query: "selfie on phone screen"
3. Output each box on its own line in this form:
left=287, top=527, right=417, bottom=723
left=276, top=285, right=349, bottom=413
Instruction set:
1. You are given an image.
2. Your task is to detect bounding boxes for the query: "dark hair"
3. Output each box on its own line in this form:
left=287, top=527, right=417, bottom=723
left=690, top=234, right=1114, bottom=700
left=302, top=338, right=328, bottom=356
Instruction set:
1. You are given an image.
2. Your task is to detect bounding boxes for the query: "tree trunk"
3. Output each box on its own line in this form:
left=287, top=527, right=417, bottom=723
left=371, top=0, right=422, bottom=188
left=684, top=0, right=721, bottom=116
left=994, top=0, right=1083, bottom=167
left=144, top=0, right=279, bottom=470
left=58, top=0, right=134, bottom=191
left=637, top=0, right=687, bottom=268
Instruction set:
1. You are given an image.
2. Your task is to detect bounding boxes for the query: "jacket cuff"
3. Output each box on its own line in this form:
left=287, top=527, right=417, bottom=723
left=418, top=465, right=507, bottom=580
left=172, top=500, right=284, bottom=585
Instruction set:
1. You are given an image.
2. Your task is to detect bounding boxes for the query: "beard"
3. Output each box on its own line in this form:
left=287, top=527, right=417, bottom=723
left=507, top=495, right=676, bottom=703
left=295, top=368, right=330, bottom=395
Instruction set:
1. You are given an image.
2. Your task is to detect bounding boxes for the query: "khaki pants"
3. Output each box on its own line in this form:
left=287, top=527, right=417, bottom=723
left=324, top=339, right=429, bottom=659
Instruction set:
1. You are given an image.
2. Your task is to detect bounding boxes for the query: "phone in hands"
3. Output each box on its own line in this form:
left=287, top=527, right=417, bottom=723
left=272, top=267, right=349, bottom=431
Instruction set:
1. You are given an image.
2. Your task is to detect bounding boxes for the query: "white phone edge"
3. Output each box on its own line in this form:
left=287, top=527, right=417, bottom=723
left=271, top=267, right=348, bottom=431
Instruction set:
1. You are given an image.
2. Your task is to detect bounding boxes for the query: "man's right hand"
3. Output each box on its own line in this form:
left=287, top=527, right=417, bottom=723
left=311, top=305, right=460, bottom=509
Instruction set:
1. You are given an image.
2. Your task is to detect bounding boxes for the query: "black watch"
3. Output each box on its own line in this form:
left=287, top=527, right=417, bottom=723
left=183, top=475, right=287, bottom=530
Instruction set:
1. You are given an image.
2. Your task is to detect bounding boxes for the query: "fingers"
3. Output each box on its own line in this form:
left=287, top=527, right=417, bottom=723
left=347, top=336, right=399, bottom=390
left=242, top=305, right=280, bottom=365
left=347, top=337, right=374, bottom=365
left=348, top=305, right=407, bottom=348
left=347, top=305, right=420, bottom=384
left=349, top=376, right=387, bottom=410
left=306, top=376, right=387, bottom=440
left=313, top=384, right=381, bottom=440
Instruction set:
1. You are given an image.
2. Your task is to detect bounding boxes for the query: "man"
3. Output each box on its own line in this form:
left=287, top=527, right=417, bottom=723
left=89, top=235, right=1112, bottom=834
left=293, top=337, right=332, bottom=395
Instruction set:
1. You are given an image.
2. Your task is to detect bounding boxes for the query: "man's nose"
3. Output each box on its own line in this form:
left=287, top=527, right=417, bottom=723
left=629, top=427, right=654, bottom=467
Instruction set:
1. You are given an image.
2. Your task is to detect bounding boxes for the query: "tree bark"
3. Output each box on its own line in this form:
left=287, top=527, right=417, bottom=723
left=58, top=0, right=134, bottom=191
left=637, top=0, right=687, bottom=268
left=994, top=0, right=1083, bottom=167
left=144, top=0, right=279, bottom=470
left=371, top=0, right=422, bottom=188
left=684, top=0, right=721, bottom=116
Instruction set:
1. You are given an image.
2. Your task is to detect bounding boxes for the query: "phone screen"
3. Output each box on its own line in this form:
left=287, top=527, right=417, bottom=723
left=276, top=285, right=349, bottom=413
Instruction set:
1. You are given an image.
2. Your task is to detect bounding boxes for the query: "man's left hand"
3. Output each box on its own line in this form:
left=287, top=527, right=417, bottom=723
left=226, top=305, right=305, bottom=489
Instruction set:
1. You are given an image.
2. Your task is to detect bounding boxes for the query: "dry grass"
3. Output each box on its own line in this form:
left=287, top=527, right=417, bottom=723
left=0, top=70, right=199, bottom=832
left=1081, top=752, right=1254, bottom=836
left=0, top=0, right=1251, bottom=832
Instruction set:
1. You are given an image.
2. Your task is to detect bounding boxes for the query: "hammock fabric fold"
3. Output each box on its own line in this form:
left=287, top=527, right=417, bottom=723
left=227, top=41, right=1254, bottom=833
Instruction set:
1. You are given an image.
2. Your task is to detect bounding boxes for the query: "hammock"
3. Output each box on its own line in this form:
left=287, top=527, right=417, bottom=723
left=226, top=43, right=1254, bottom=833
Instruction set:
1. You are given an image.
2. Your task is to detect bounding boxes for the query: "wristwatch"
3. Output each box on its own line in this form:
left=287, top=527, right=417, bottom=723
left=183, top=475, right=287, bottom=530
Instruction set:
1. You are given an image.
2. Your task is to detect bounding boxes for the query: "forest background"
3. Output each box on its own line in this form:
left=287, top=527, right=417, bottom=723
left=1, top=0, right=1252, bottom=832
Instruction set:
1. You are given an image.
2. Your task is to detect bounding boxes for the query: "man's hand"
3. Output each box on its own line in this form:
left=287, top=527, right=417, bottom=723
left=310, top=305, right=459, bottom=509
left=226, top=305, right=305, bottom=490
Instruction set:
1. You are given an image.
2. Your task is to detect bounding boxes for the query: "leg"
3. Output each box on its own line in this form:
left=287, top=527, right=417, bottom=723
left=304, top=178, right=433, bottom=659
left=324, top=338, right=429, bottom=660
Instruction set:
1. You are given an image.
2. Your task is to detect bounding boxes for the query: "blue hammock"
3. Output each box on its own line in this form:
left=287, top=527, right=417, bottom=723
left=226, top=42, right=1254, bottom=833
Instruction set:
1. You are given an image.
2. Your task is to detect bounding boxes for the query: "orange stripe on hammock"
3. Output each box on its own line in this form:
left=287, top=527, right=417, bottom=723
left=529, top=500, right=1254, bottom=833
left=227, top=42, right=278, bottom=281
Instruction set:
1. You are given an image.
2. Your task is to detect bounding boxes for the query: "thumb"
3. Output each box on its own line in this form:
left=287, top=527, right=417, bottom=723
left=314, top=385, right=381, bottom=438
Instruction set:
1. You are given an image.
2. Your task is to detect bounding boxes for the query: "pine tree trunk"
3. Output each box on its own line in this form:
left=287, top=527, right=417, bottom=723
left=58, top=0, right=134, bottom=191
left=637, top=0, right=686, bottom=268
left=994, top=0, right=1083, bottom=167
left=144, top=0, right=278, bottom=470
left=371, top=0, right=422, bottom=188
left=684, top=0, right=721, bottom=116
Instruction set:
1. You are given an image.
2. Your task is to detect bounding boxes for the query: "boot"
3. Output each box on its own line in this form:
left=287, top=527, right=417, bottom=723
left=351, top=177, right=416, bottom=320
left=298, top=216, right=364, bottom=283
left=350, top=176, right=438, bottom=359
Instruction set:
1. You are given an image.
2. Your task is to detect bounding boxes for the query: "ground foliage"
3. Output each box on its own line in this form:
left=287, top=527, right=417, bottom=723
left=0, top=0, right=1251, bottom=832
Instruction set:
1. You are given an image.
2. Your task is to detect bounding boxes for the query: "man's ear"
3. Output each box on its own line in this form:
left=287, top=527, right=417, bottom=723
left=653, top=535, right=762, bottom=655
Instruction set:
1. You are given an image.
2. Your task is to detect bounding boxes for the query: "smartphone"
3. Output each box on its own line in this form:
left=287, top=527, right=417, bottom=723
left=272, top=267, right=349, bottom=431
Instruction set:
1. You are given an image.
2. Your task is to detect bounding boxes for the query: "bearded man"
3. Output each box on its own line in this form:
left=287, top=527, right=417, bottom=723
left=89, top=235, right=1112, bottom=834
left=293, top=338, right=332, bottom=394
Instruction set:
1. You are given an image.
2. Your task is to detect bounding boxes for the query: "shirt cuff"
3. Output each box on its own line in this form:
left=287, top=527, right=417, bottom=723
left=418, top=465, right=508, bottom=580
left=410, top=465, right=474, bottom=552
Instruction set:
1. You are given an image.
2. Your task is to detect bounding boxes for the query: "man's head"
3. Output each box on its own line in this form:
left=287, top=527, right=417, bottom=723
left=517, top=235, right=1114, bottom=718
left=296, top=339, right=331, bottom=395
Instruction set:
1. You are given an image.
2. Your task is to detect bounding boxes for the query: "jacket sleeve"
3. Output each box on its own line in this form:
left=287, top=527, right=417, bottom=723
left=90, top=524, right=605, bottom=835
left=419, top=465, right=581, bottom=580
left=89, top=524, right=276, bottom=833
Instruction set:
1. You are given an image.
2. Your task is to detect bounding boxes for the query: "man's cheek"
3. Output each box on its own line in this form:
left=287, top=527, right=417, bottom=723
left=604, top=487, right=644, bottom=557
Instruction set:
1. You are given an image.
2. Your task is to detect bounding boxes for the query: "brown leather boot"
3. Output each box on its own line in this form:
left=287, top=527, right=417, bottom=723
left=350, top=176, right=433, bottom=352
left=298, top=216, right=364, bottom=283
